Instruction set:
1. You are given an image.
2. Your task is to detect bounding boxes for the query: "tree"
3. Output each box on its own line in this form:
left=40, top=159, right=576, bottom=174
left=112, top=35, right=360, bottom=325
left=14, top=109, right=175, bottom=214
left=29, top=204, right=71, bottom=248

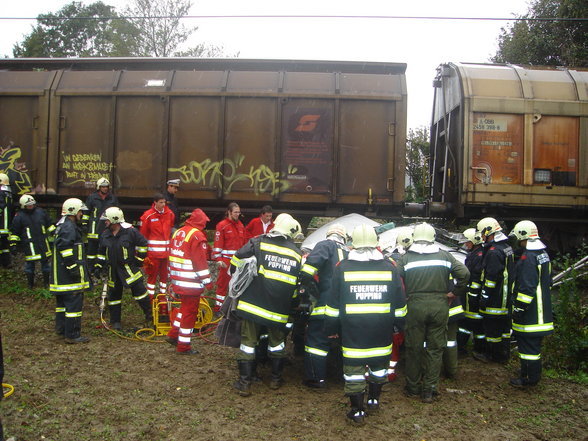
left=125, top=0, right=195, bottom=57
left=175, top=43, right=240, bottom=58
left=405, top=127, right=430, bottom=203
left=492, top=0, right=588, bottom=67
left=13, top=1, right=140, bottom=58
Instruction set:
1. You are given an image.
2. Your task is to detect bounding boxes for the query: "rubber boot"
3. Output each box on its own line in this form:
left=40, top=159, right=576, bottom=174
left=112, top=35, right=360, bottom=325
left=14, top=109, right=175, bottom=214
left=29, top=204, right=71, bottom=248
left=346, top=393, right=366, bottom=425
left=303, top=353, right=327, bottom=389
left=27, top=273, right=35, bottom=289
left=233, top=360, right=254, bottom=396
left=43, top=271, right=50, bottom=289
left=251, top=360, right=262, bottom=383
left=137, top=297, right=153, bottom=328
left=366, top=382, right=384, bottom=412
left=109, top=304, right=122, bottom=328
left=269, top=357, right=285, bottom=390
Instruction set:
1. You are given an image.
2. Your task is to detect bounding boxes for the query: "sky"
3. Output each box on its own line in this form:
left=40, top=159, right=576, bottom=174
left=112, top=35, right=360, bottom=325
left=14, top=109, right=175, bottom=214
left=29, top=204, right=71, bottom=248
left=0, top=0, right=532, bottom=129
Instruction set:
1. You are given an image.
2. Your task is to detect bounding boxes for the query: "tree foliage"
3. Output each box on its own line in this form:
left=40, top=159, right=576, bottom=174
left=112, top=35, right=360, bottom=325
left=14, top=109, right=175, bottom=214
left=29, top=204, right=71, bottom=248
left=405, top=127, right=430, bottom=203
left=13, top=1, right=139, bottom=57
left=492, top=0, right=588, bottom=67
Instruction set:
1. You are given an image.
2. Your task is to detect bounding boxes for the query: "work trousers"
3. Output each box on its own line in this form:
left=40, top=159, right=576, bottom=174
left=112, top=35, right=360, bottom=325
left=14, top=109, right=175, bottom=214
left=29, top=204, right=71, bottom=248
left=167, top=294, right=202, bottom=353
left=343, top=362, right=388, bottom=395
left=483, top=315, right=511, bottom=362
left=55, top=292, right=84, bottom=339
left=24, top=258, right=51, bottom=276
left=304, top=319, right=330, bottom=382
left=145, top=257, right=169, bottom=298
left=215, top=260, right=231, bottom=309
left=516, top=334, right=543, bottom=384
left=108, top=275, right=150, bottom=325
left=0, top=235, right=10, bottom=267
left=86, top=238, right=99, bottom=268
left=238, top=319, right=287, bottom=361
left=442, top=321, right=459, bottom=378
left=404, top=294, right=448, bottom=395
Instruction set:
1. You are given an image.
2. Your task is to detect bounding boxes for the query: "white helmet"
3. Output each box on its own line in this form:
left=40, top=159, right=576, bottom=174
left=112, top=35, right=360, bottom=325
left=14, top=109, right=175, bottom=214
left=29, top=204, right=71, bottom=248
left=101, top=206, right=125, bottom=224
left=0, top=173, right=9, bottom=185
left=19, top=194, right=36, bottom=208
left=326, top=223, right=347, bottom=240
left=352, top=224, right=378, bottom=249
left=96, top=177, right=110, bottom=189
left=509, top=220, right=540, bottom=241
left=396, top=226, right=414, bottom=249
left=460, top=228, right=483, bottom=245
left=272, top=213, right=302, bottom=239
left=412, top=222, right=435, bottom=243
left=61, top=198, right=87, bottom=216
left=477, top=217, right=502, bottom=237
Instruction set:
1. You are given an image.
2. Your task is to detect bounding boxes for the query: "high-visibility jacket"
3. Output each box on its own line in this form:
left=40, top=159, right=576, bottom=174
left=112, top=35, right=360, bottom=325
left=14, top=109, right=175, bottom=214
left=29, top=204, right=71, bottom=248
left=9, top=207, right=55, bottom=261
left=97, top=223, right=148, bottom=288
left=139, top=204, right=175, bottom=259
left=231, top=234, right=302, bottom=329
left=50, top=217, right=91, bottom=295
left=325, top=251, right=407, bottom=366
left=300, top=238, right=349, bottom=320
left=169, top=224, right=213, bottom=296
left=0, top=186, right=13, bottom=236
left=83, top=191, right=118, bottom=240
left=464, top=244, right=484, bottom=320
left=480, top=236, right=514, bottom=317
left=212, top=218, right=246, bottom=262
left=512, top=247, right=554, bottom=337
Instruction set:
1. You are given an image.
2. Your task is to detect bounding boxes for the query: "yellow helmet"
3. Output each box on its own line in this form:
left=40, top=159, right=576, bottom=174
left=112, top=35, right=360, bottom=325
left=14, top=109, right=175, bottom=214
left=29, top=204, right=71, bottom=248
left=272, top=213, right=302, bottom=239
left=460, top=228, right=483, bottom=245
left=352, top=224, right=378, bottom=249
left=61, top=198, right=87, bottom=216
left=0, top=173, right=9, bottom=185
left=509, top=220, right=540, bottom=241
left=101, top=206, right=125, bottom=224
left=96, top=177, right=110, bottom=189
left=19, top=194, right=36, bottom=208
left=477, top=217, right=502, bottom=237
left=412, top=222, right=436, bottom=243
left=326, top=223, right=347, bottom=240
left=395, top=226, right=414, bottom=249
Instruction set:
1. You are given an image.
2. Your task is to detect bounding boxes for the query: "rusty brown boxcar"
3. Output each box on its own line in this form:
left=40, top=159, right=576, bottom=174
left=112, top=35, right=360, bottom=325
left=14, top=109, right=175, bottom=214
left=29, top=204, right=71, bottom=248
left=0, top=58, right=407, bottom=221
left=429, top=62, right=588, bottom=224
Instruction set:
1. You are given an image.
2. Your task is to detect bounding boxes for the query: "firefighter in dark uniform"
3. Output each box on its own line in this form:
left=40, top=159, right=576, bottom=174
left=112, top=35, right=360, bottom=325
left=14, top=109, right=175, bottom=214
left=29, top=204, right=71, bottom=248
left=0, top=173, right=14, bottom=268
left=457, top=228, right=486, bottom=357
left=299, top=223, right=349, bottom=389
left=95, top=207, right=152, bottom=330
left=509, top=220, right=553, bottom=387
left=83, top=177, right=119, bottom=270
left=51, top=198, right=91, bottom=344
left=476, top=217, right=515, bottom=363
left=325, top=224, right=406, bottom=425
left=230, top=213, right=303, bottom=397
left=9, top=195, right=55, bottom=288
left=398, top=222, right=469, bottom=403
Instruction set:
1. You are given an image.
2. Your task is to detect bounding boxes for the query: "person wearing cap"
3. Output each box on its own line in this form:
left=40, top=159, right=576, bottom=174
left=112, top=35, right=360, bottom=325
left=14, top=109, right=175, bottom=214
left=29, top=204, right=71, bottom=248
left=0, top=173, right=13, bottom=268
left=456, top=228, right=486, bottom=358
left=475, top=217, right=515, bottom=364
left=230, top=213, right=303, bottom=397
left=9, top=195, right=55, bottom=289
left=51, top=198, right=91, bottom=344
left=299, top=222, right=349, bottom=389
left=508, top=220, right=553, bottom=387
left=95, top=207, right=152, bottom=331
left=164, top=179, right=181, bottom=230
left=325, top=224, right=406, bottom=425
left=83, top=177, right=119, bottom=270
left=212, top=202, right=247, bottom=312
left=244, top=205, right=274, bottom=240
left=397, top=222, right=469, bottom=403
left=166, top=208, right=213, bottom=355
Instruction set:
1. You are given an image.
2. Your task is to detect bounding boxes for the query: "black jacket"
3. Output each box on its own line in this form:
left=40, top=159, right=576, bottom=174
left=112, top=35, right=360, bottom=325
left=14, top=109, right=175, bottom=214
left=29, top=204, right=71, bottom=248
left=83, top=191, right=119, bottom=240
left=10, top=207, right=55, bottom=261
left=50, top=217, right=91, bottom=294
left=480, top=236, right=514, bottom=317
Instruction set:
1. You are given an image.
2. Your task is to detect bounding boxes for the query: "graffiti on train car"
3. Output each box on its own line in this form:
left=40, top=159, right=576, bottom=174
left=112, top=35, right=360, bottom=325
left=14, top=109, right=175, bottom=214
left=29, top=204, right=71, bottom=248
left=168, top=153, right=295, bottom=196
left=0, top=146, right=33, bottom=194
left=61, top=152, right=113, bottom=186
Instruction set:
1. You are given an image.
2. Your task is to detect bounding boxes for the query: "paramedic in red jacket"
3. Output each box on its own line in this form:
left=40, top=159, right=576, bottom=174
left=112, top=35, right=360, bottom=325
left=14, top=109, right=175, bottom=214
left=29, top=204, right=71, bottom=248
left=212, top=202, right=246, bottom=311
left=166, top=208, right=213, bottom=354
left=244, top=205, right=274, bottom=240
left=140, top=193, right=175, bottom=305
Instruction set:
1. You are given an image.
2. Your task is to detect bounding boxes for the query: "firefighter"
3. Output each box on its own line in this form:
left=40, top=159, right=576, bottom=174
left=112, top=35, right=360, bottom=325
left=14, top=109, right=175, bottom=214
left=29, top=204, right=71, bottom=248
left=398, top=222, right=469, bottom=403
left=0, top=173, right=13, bottom=268
left=164, top=179, right=181, bottom=230
left=244, top=205, right=274, bottom=240
left=476, top=217, right=515, bottom=364
left=212, top=202, right=246, bottom=312
left=166, top=208, right=213, bottom=355
left=139, top=193, right=175, bottom=316
left=83, top=177, right=119, bottom=270
left=457, top=228, right=486, bottom=357
left=508, top=220, right=553, bottom=387
left=231, top=213, right=303, bottom=397
left=51, top=198, right=91, bottom=344
left=95, top=207, right=152, bottom=330
left=325, top=224, right=406, bottom=425
left=9, top=195, right=55, bottom=288
left=299, top=223, right=349, bottom=389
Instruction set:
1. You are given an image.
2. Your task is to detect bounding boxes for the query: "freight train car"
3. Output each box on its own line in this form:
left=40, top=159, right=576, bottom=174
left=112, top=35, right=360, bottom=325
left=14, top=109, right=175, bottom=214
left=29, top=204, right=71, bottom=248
left=429, top=62, right=588, bottom=247
left=0, top=58, right=407, bottom=222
